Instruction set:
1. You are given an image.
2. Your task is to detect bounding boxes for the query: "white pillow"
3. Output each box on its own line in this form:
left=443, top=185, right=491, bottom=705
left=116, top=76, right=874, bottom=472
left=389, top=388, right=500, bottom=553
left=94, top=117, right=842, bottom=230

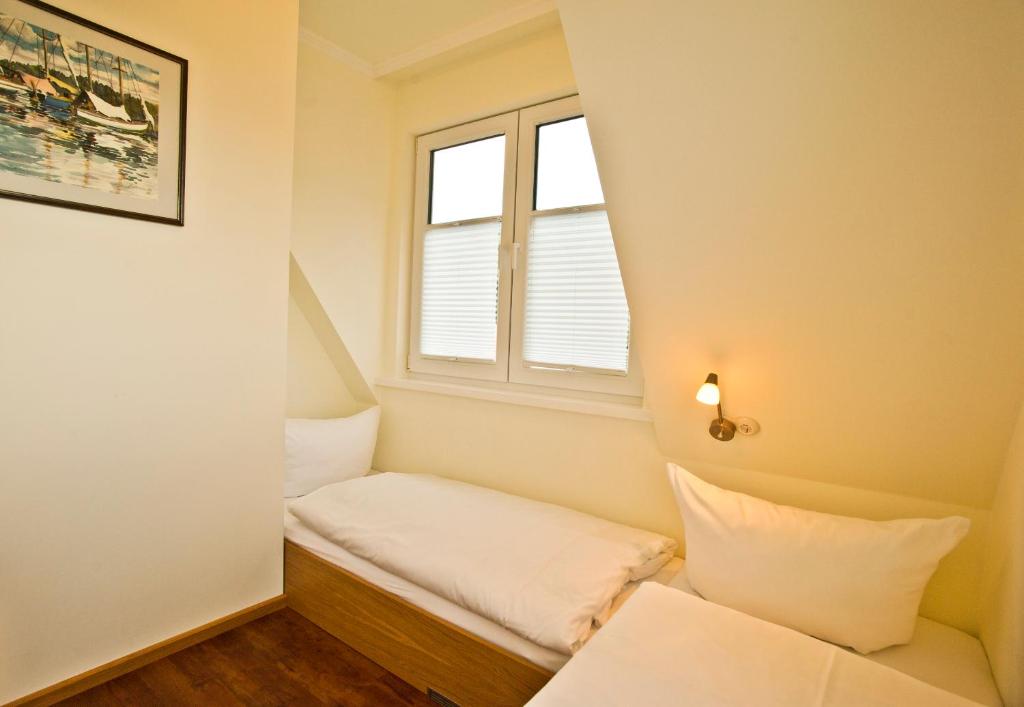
left=667, top=463, right=969, bottom=654
left=284, top=407, right=381, bottom=497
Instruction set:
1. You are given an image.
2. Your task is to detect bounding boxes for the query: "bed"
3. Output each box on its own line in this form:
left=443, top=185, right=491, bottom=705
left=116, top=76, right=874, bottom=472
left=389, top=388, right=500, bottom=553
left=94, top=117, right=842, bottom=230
left=283, top=472, right=679, bottom=706
left=526, top=582, right=999, bottom=707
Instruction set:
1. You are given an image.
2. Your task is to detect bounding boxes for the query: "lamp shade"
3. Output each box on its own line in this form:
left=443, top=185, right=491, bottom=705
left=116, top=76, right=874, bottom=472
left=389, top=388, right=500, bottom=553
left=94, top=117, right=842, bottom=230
left=696, top=372, right=720, bottom=406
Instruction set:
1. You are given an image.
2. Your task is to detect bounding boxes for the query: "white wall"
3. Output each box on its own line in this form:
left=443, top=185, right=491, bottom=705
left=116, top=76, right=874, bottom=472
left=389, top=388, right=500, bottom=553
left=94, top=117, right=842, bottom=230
left=375, top=388, right=680, bottom=538
left=981, top=403, right=1024, bottom=706
left=558, top=0, right=1024, bottom=510
left=0, top=0, right=298, bottom=701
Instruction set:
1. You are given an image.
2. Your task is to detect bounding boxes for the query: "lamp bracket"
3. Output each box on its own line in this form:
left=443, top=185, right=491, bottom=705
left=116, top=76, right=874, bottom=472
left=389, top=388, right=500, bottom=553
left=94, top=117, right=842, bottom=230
left=709, top=417, right=737, bottom=442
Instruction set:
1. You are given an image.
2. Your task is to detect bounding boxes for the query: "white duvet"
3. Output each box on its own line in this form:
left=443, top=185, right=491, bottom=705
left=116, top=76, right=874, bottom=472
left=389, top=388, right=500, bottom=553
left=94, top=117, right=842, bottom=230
left=288, top=472, right=676, bottom=654
left=527, top=583, right=984, bottom=707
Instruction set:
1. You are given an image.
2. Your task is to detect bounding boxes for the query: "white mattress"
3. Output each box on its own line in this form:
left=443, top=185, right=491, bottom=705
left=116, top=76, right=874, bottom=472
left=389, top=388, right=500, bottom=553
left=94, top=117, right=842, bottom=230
left=864, top=619, right=1001, bottom=707
left=284, top=503, right=1001, bottom=705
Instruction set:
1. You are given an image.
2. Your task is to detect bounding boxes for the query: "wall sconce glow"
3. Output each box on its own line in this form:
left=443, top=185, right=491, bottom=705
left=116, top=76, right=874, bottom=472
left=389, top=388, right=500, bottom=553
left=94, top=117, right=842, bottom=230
left=696, top=372, right=737, bottom=442
left=696, top=373, right=721, bottom=405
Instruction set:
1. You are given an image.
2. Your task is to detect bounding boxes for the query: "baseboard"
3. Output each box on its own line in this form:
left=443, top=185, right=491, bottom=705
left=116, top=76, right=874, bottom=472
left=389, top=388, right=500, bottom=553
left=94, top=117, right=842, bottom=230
left=7, top=594, right=287, bottom=707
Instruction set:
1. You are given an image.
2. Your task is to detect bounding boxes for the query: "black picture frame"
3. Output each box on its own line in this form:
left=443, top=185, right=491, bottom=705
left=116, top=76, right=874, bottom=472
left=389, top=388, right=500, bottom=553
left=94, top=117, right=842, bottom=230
left=0, top=0, right=187, bottom=225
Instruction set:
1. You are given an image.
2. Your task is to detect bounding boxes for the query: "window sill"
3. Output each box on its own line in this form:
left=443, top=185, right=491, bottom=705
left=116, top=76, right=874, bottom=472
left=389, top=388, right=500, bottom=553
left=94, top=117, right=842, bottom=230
left=374, top=376, right=653, bottom=422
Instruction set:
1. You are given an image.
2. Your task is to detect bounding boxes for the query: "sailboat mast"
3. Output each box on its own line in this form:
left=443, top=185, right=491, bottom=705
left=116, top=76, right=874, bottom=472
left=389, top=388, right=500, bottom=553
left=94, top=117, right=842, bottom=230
left=42, top=32, right=48, bottom=75
left=83, top=43, right=91, bottom=85
left=56, top=35, right=79, bottom=89
left=0, top=16, right=17, bottom=50
left=5, top=21, right=27, bottom=66
left=116, top=55, right=123, bottom=104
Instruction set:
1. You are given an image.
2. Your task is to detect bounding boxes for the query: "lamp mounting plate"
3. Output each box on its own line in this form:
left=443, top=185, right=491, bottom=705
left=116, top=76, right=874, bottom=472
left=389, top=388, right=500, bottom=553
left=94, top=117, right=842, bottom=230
left=709, top=417, right=737, bottom=442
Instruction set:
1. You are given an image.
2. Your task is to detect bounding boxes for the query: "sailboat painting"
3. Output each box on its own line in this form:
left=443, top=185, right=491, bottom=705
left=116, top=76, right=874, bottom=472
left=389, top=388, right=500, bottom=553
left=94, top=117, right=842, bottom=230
left=0, top=0, right=186, bottom=225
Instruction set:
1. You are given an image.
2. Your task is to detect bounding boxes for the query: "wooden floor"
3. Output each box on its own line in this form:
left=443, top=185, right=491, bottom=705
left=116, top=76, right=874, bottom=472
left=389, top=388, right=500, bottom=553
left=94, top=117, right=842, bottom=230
left=59, top=609, right=433, bottom=706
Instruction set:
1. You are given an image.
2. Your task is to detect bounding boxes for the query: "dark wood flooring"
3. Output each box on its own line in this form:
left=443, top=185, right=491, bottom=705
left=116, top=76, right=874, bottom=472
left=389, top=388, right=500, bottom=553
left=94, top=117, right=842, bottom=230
left=59, top=608, right=433, bottom=706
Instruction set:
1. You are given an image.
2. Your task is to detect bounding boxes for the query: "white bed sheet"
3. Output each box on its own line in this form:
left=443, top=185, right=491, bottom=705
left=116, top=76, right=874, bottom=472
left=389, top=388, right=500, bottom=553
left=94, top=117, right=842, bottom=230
left=527, top=583, right=984, bottom=707
left=284, top=504, right=683, bottom=672
left=635, top=556, right=1000, bottom=706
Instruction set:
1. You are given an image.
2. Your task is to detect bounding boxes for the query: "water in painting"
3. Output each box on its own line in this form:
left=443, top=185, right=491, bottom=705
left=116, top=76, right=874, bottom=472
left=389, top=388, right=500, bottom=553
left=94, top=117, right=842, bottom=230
left=0, top=11, right=160, bottom=199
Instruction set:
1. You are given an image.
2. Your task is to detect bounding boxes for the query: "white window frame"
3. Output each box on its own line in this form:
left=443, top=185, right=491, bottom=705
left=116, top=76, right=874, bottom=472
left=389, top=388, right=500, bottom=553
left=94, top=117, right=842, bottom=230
left=508, top=96, right=643, bottom=397
left=408, top=112, right=519, bottom=382
left=407, top=97, right=642, bottom=398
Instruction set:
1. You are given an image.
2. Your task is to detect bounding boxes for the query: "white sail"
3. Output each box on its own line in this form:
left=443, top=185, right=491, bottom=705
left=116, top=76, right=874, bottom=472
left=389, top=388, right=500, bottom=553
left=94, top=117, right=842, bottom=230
left=22, top=73, right=57, bottom=95
left=85, top=90, right=131, bottom=122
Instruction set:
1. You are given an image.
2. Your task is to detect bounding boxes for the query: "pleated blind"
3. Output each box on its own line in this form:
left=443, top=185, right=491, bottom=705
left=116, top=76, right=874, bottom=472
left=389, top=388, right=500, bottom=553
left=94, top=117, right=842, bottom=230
left=420, top=221, right=501, bottom=361
left=522, top=210, right=631, bottom=373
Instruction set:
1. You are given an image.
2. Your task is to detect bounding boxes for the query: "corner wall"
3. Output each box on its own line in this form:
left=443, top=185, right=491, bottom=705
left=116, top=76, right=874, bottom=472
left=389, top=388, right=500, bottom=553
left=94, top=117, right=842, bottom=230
left=0, top=0, right=299, bottom=701
left=981, top=404, right=1024, bottom=705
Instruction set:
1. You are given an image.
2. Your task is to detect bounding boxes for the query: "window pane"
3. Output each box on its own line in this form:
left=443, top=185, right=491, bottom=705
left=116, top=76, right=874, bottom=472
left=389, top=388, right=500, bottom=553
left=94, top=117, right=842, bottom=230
left=535, top=117, right=605, bottom=210
left=430, top=135, right=505, bottom=224
left=420, top=221, right=501, bottom=361
left=523, top=210, right=630, bottom=373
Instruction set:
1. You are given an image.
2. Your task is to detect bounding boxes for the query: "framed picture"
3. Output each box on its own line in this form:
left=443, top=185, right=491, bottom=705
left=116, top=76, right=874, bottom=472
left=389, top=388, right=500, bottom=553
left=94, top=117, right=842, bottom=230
left=0, top=0, right=186, bottom=225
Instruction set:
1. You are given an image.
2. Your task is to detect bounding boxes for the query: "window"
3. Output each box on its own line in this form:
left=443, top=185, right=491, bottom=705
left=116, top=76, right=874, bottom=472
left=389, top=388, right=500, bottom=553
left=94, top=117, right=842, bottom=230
left=409, top=97, right=641, bottom=397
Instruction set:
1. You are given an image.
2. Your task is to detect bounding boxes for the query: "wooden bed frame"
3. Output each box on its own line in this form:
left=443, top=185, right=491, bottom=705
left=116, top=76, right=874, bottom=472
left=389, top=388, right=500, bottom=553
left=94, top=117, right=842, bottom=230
left=284, top=540, right=554, bottom=707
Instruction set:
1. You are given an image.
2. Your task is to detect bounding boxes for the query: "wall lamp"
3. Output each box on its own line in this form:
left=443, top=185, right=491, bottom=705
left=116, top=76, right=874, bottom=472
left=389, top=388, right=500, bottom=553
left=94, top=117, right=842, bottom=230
left=696, top=372, right=759, bottom=442
left=696, top=372, right=736, bottom=441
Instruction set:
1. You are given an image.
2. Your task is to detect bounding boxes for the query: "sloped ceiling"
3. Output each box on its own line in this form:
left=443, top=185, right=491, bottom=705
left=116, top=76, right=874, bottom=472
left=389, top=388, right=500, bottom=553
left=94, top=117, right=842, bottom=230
left=558, top=0, right=1024, bottom=508
left=289, top=255, right=376, bottom=407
